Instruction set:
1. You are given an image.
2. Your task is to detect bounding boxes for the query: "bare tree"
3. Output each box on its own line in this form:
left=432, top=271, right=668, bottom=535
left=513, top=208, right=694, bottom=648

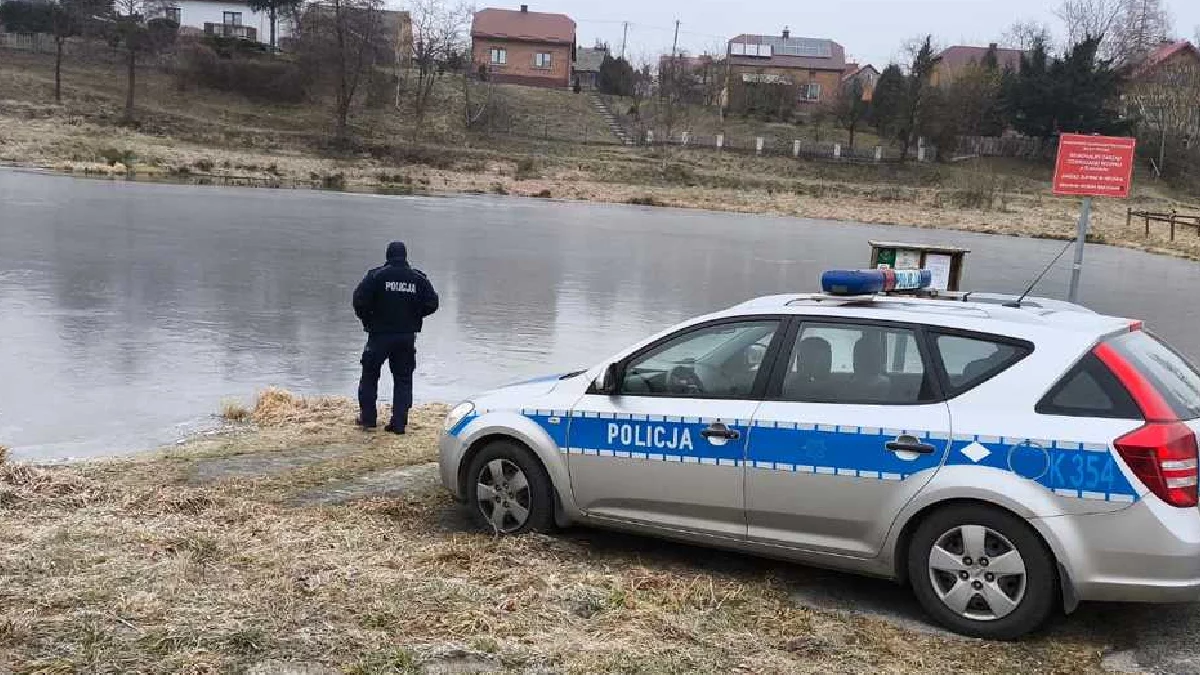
left=108, top=0, right=176, bottom=123
left=297, top=0, right=385, bottom=143
left=409, top=0, right=472, bottom=124
left=1001, top=19, right=1053, bottom=51
left=1055, top=0, right=1122, bottom=46
left=246, top=0, right=301, bottom=50
left=834, top=78, right=869, bottom=149
left=1108, top=0, right=1173, bottom=65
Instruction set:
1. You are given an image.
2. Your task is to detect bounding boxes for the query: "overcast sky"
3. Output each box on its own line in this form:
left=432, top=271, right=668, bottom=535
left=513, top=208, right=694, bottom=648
left=512, top=0, right=1200, bottom=67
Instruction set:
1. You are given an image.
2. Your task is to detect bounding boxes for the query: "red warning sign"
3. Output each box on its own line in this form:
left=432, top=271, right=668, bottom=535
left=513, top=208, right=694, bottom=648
left=1052, top=133, right=1136, bottom=198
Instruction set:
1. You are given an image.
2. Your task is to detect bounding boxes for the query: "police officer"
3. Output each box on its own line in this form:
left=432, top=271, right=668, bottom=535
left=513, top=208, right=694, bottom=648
left=352, top=241, right=439, bottom=433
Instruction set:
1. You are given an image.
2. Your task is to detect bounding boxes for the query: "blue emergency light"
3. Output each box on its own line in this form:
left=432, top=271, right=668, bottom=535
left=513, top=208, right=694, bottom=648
left=821, top=268, right=933, bottom=296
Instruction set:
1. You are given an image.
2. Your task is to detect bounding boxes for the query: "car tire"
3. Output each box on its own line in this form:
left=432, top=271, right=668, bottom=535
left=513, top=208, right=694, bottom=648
left=465, top=440, right=555, bottom=535
left=907, top=503, right=1057, bottom=639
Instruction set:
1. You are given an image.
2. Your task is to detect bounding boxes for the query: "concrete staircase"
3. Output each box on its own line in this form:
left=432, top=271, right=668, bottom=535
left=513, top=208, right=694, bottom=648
left=590, top=94, right=634, bottom=145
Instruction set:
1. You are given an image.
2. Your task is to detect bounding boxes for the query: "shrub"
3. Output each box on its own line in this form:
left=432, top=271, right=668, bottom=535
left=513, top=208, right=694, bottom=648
left=98, top=148, right=136, bottom=167
left=220, top=400, right=250, bottom=422
left=176, top=44, right=309, bottom=104
left=384, top=145, right=455, bottom=170
left=515, top=157, right=540, bottom=180
left=320, top=173, right=347, bottom=190
left=661, top=162, right=694, bottom=185
left=193, top=158, right=214, bottom=172
left=627, top=195, right=664, bottom=207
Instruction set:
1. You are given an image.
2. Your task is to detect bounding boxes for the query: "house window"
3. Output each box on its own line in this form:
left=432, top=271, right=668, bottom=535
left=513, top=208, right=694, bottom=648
left=223, top=11, right=242, bottom=26
left=165, top=6, right=181, bottom=23
left=799, top=82, right=821, bottom=101
left=489, top=47, right=506, bottom=65
left=534, top=52, right=552, bottom=69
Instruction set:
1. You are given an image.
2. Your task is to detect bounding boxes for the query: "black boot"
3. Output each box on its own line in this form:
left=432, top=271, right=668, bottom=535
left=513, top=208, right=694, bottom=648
left=356, top=418, right=377, bottom=430
left=383, top=423, right=405, bottom=435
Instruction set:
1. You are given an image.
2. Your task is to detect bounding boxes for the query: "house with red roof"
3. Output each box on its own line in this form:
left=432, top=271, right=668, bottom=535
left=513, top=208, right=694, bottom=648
left=932, top=43, right=1025, bottom=86
left=724, top=28, right=848, bottom=106
left=471, top=5, right=576, bottom=89
left=842, top=63, right=879, bottom=100
left=1125, top=40, right=1200, bottom=136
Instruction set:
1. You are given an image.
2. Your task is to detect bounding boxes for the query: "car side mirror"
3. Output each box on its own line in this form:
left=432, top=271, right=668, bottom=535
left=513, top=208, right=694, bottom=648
left=593, top=362, right=621, bottom=395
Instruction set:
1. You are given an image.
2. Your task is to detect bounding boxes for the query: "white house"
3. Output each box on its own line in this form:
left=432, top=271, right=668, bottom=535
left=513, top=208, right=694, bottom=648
left=161, top=0, right=294, bottom=45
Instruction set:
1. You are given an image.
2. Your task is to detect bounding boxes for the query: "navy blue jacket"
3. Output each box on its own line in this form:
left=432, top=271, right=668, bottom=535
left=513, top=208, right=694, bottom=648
left=353, top=242, right=439, bottom=334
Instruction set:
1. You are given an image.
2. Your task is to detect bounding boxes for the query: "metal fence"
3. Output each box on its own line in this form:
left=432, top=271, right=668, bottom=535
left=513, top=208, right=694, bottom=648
left=0, top=31, right=58, bottom=54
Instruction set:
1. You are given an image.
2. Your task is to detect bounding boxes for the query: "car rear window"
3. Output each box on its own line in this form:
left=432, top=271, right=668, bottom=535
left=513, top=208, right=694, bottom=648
left=1106, top=331, right=1200, bottom=421
left=1035, top=352, right=1142, bottom=419
left=932, top=332, right=1032, bottom=397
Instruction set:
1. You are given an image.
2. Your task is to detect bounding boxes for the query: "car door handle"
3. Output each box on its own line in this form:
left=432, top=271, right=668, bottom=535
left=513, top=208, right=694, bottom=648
left=885, top=440, right=937, bottom=455
left=701, top=423, right=741, bottom=441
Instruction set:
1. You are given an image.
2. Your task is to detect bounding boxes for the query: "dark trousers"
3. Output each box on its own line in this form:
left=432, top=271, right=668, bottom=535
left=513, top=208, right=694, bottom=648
left=358, top=332, right=416, bottom=428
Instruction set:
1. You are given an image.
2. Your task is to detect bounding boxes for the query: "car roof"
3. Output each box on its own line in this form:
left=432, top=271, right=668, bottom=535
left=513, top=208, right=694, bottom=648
left=725, top=292, right=1136, bottom=340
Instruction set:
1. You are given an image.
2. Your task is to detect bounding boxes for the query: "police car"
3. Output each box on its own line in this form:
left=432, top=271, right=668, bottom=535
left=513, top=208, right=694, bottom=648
left=438, top=268, right=1200, bottom=639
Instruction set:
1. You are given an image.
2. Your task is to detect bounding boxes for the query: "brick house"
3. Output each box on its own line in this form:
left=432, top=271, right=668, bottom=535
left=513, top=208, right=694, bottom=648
left=471, top=5, right=575, bottom=88
left=1125, top=40, right=1200, bottom=137
left=724, top=29, right=847, bottom=106
left=932, top=44, right=1025, bottom=85
left=842, top=63, right=879, bottom=100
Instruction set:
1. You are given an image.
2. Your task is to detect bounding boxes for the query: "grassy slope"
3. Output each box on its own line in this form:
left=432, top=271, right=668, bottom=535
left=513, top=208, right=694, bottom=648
left=0, top=390, right=1109, bottom=673
left=604, top=94, right=889, bottom=150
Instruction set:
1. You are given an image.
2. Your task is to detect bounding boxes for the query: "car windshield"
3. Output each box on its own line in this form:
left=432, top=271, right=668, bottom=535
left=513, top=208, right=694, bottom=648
left=1107, top=330, right=1200, bottom=420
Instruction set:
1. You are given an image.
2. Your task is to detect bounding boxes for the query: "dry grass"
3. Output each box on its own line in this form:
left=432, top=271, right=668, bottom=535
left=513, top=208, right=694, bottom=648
left=220, top=399, right=251, bottom=423
left=0, top=389, right=1115, bottom=673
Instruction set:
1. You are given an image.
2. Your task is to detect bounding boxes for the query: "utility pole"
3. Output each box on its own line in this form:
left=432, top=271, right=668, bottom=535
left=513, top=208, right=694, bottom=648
left=671, top=19, right=680, bottom=57
left=620, top=21, right=628, bottom=59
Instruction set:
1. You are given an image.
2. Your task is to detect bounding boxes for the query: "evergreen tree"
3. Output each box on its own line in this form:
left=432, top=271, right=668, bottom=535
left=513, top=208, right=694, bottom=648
left=1004, top=35, right=1128, bottom=138
left=870, top=63, right=906, bottom=139
left=597, top=55, right=635, bottom=97
left=900, top=36, right=940, bottom=160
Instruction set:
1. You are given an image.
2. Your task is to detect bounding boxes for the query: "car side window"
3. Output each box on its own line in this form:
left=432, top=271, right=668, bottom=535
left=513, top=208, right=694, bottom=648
left=778, top=323, right=934, bottom=404
left=621, top=321, right=779, bottom=399
left=934, top=333, right=1031, bottom=397
left=1036, top=353, right=1142, bottom=419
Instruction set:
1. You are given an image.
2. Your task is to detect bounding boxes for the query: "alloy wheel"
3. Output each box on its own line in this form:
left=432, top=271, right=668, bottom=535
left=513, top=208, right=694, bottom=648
left=475, top=458, right=531, bottom=534
left=927, top=524, right=1027, bottom=621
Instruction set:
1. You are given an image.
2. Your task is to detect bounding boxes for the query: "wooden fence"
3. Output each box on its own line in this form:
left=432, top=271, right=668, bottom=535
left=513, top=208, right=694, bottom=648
left=955, top=135, right=1057, bottom=160
left=1129, top=208, right=1200, bottom=241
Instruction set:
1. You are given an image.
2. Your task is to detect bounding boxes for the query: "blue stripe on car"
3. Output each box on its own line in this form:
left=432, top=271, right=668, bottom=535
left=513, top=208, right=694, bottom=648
left=459, top=410, right=1141, bottom=503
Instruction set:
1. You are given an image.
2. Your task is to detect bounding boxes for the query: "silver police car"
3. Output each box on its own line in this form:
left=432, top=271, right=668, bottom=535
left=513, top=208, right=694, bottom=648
left=438, top=285, right=1200, bottom=639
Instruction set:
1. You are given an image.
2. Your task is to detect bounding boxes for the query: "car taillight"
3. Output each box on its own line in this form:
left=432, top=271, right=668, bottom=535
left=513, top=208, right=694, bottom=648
left=1095, top=342, right=1199, bottom=508
left=1113, top=423, right=1199, bottom=508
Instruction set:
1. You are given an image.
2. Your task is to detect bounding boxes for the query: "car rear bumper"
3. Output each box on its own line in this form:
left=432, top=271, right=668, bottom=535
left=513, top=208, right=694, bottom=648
left=1047, top=499, right=1200, bottom=603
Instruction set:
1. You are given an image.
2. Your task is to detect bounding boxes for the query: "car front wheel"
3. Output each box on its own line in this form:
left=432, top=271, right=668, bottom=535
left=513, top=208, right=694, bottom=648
left=465, top=440, right=555, bottom=535
left=908, top=504, right=1057, bottom=639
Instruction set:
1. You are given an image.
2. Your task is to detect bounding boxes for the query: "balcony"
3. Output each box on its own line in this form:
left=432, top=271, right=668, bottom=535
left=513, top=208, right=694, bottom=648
left=204, top=23, right=257, bottom=41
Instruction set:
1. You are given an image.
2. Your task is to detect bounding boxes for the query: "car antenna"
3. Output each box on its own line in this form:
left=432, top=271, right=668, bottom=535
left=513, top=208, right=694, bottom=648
left=1005, top=238, right=1076, bottom=308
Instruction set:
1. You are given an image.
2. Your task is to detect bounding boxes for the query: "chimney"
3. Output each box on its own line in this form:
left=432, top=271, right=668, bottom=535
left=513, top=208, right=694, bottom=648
left=782, top=26, right=790, bottom=39
left=988, top=42, right=998, bottom=50
left=520, top=4, right=528, bottom=12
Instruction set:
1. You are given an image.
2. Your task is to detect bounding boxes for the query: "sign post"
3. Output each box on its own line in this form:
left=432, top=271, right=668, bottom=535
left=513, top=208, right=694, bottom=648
left=1052, top=133, right=1136, bottom=304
